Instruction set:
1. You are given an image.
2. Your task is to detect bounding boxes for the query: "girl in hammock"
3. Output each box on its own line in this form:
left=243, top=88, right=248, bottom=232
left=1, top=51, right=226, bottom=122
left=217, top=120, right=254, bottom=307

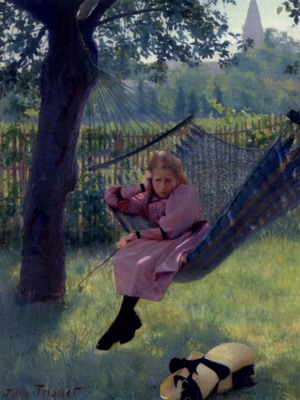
left=96, top=150, right=211, bottom=350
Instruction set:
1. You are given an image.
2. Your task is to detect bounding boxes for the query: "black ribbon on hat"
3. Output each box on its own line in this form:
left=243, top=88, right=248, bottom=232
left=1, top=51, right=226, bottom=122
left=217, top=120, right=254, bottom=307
left=170, top=356, right=230, bottom=381
left=171, top=357, right=230, bottom=400
left=173, top=375, right=203, bottom=400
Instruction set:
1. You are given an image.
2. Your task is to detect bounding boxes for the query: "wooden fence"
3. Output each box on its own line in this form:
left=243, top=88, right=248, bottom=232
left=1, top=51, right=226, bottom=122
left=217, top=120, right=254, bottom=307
left=214, top=113, right=290, bottom=146
left=0, top=113, right=296, bottom=242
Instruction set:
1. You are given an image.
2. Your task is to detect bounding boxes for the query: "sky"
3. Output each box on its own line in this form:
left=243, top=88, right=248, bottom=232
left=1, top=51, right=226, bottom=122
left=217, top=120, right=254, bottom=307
left=219, top=0, right=300, bottom=41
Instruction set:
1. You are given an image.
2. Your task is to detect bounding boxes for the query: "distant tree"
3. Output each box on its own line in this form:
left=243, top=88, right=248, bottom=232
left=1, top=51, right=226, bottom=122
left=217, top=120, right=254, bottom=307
left=220, top=58, right=300, bottom=114
left=187, top=89, right=199, bottom=116
left=137, top=80, right=146, bottom=115
left=231, top=42, right=300, bottom=79
left=147, top=86, right=159, bottom=109
left=265, top=29, right=300, bottom=75
left=211, top=84, right=223, bottom=116
left=264, top=29, right=276, bottom=49
left=223, top=72, right=263, bottom=113
left=213, top=84, right=223, bottom=105
left=264, top=28, right=300, bottom=53
left=174, top=83, right=186, bottom=118
left=198, top=93, right=212, bottom=117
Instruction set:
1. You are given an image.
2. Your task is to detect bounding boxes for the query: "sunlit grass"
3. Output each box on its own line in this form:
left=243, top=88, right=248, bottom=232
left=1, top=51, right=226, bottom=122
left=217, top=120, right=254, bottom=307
left=0, top=219, right=299, bottom=400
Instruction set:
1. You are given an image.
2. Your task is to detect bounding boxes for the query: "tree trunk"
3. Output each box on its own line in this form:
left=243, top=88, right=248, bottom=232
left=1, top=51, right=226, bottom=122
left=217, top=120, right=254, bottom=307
left=19, top=25, right=98, bottom=302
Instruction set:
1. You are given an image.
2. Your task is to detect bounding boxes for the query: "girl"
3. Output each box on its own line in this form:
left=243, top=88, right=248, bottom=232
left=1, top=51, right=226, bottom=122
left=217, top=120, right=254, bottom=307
left=96, top=150, right=211, bottom=350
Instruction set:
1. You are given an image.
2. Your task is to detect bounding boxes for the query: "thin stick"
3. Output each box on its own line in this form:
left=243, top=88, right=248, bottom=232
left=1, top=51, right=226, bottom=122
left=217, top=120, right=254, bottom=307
left=66, top=248, right=119, bottom=297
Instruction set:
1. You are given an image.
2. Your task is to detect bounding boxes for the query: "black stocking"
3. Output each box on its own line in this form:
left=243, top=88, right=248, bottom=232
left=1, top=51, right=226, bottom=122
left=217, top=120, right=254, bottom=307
left=117, top=296, right=139, bottom=317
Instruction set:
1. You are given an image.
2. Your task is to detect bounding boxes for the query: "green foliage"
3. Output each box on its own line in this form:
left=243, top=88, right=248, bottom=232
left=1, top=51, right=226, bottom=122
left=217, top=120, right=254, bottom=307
left=245, top=128, right=279, bottom=148
left=156, top=35, right=300, bottom=117
left=2, top=3, right=298, bottom=124
left=187, top=89, right=198, bottom=115
left=136, top=62, right=169, bottom=84
left=65, top=170, right=115, bottom=245
left=0, top=65, right=40, bottom=121
left=97, top=0, right=236, bottom=67
left=1, top=123, right=34, bottom=164
left=0, top=195, right=18, bottom=239
left=174, top=82, right=186, bottom=118
left=0, top=183, right=22, bottom=244
left=264, top=28, right=300, bottom=53
left=285, top=60, right=300, bottom=74
left=0, top=4, right=44, bottom=67
left=1, top=1, right=240, bottom=99
left=0, top=123, right=118, bottom=245
left=279, top=0, right=300, bottom=24
left=137, top=80, right=146, bottom=115
left=201, top=101, right=283, bottom=149
left=0, top=94, right=38, bottom=122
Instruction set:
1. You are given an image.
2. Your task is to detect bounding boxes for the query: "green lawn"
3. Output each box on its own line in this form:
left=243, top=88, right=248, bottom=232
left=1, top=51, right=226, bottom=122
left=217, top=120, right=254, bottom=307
left=0, top=219, right=299, bottom=400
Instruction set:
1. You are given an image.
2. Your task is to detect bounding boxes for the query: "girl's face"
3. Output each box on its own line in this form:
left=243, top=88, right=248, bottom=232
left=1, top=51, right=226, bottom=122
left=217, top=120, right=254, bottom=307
left=151, top=168, right=178, bottom=199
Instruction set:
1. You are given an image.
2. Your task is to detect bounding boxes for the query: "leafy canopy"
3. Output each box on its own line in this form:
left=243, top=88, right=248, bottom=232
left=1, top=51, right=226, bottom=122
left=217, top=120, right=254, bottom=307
left=278, top=0, right=300, bottom=24
left=1, top=1, right=239, bottom=88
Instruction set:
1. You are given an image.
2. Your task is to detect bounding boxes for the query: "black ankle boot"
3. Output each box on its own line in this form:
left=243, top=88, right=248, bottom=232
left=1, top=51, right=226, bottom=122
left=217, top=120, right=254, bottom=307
left=96, top=331, right=119, bottom=351
left=96, top=312, right=125, bottom=351
left=96, top=311, right=142, bottom=350
left=119, top=312, right=142, bottom=345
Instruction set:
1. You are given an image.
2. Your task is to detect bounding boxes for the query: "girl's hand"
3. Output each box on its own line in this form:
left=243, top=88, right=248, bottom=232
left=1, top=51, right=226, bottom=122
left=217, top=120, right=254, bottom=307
left=143, top=170, right=152, bottom=191
left=118, top=232, right=137, bottom=249
left=108, top=184, right=122, bottom=191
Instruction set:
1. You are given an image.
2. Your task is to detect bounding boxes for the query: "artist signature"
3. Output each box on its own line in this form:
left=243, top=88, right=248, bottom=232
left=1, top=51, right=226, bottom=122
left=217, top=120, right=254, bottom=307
left=2, top=385, right=82, bottom=399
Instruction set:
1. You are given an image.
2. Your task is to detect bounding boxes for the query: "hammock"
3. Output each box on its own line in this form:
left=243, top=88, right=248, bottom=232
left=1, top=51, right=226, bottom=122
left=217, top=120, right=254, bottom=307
left=85, top=68, right=300, bottom=282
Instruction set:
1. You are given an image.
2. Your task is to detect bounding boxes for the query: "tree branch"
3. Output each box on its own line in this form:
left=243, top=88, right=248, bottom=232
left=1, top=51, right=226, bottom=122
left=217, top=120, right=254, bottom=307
left=96, top=7, right=168, bottom=27
left=7, top=0, right=87, bottom=26
left=7, top=0, right=40, bottom=14
left=80, top=0, right=119, bottom=33
left=7, top=0, right=50, bottom=24
left=77, top=0, right=100, bottom=21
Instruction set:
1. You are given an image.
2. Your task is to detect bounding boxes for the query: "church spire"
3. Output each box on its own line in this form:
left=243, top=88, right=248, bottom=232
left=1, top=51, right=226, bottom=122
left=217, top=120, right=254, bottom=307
left=243, top=0, right=264, bottom=48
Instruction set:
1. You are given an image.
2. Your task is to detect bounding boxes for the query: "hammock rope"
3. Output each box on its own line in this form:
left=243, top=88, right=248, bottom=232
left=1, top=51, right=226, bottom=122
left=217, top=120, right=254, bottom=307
left=89, top=114, right=194, bottom=170
left=85, top=68, right=174, bottom=133
left=97, top=70, right=172, bottom=125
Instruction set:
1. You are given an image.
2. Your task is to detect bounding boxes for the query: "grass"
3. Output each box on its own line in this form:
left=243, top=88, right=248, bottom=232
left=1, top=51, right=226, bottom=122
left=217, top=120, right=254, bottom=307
left=0, top=217, right=299, bottom=400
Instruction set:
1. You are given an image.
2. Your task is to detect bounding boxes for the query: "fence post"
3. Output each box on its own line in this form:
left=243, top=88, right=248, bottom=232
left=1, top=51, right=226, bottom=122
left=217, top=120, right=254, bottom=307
left=234, top=123, right=239, bottom=146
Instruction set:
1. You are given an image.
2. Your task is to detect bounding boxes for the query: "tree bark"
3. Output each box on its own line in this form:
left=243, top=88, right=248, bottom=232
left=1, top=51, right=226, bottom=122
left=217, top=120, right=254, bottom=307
left=19, top=18, right=98, bottom=302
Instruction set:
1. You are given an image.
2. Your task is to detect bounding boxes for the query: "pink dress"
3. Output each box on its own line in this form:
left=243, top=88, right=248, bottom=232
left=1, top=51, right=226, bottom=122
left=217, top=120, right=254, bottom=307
left=104, top=184, right=211, bottom=301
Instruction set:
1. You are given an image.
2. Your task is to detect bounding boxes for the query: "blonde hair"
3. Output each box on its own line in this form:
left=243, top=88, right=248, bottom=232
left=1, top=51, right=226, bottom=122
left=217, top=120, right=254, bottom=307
left=147, top=150, right=188, bottom=184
